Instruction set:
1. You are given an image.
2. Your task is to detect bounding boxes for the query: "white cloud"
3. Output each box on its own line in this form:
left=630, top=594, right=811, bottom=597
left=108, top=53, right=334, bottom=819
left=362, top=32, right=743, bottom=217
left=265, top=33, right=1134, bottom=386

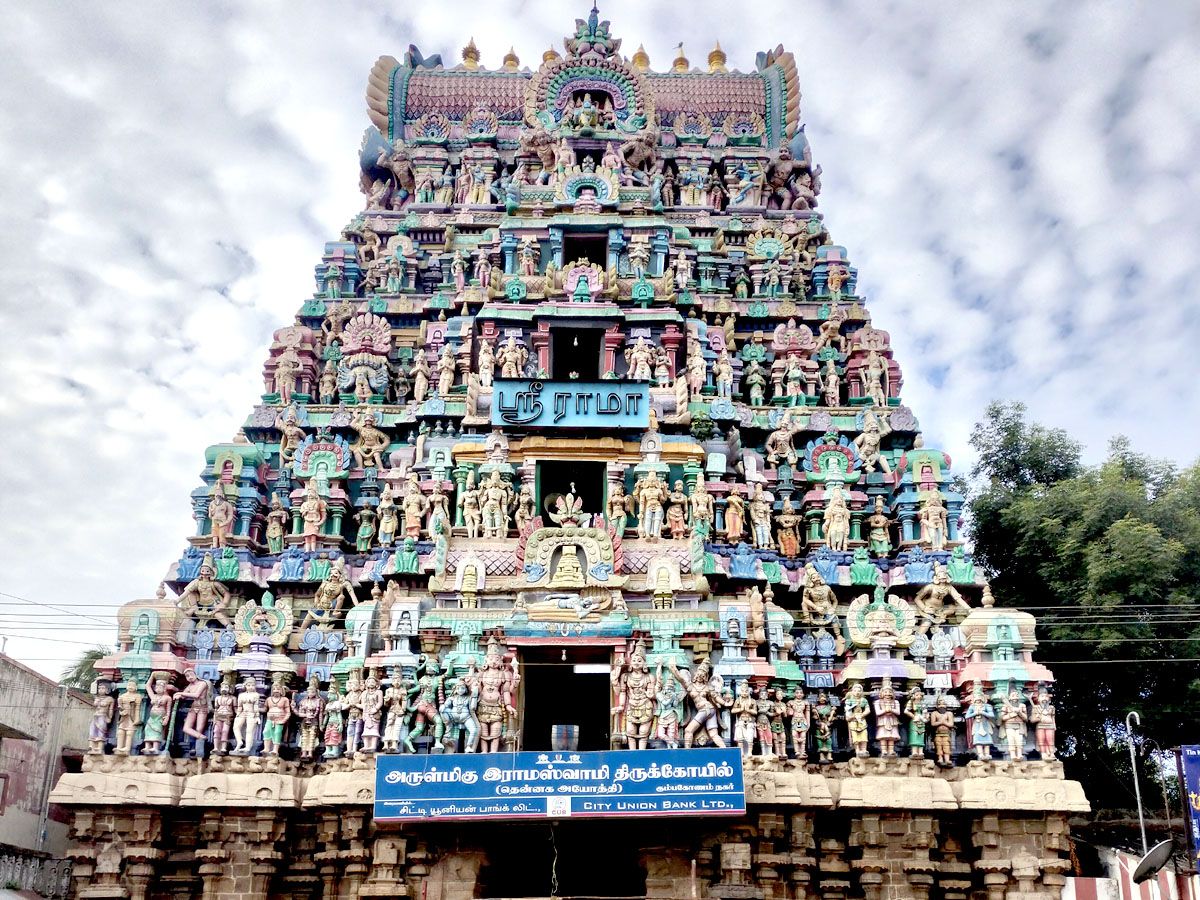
left=0, top=0, right=1197, bottom=676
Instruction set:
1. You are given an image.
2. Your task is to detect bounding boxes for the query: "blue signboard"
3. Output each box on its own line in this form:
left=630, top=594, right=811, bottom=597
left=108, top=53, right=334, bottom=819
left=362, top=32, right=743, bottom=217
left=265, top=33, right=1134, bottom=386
left=1181, top=745, right=1200, bottom=861
left=492, top=380, right=649, bottom=429
left=374, top=747, right=745, bottom=822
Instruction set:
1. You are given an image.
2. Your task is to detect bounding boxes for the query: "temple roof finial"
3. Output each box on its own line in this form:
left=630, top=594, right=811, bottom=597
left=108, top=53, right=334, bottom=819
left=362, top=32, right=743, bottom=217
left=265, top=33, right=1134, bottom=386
left=502, top=46, right=520, bottom=71
left=708, top=40, right=727, bottom=73
left=631, top=42, right=650, bottom=72
left=672, top=42, right=689, bottom=73
left=461, top=37, right=481, bottom=70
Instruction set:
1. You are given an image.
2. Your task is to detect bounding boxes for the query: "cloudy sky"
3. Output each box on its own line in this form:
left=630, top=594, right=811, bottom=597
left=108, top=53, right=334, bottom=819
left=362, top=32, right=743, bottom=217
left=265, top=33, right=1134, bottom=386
left=1, top=1, right=1197, bottom=678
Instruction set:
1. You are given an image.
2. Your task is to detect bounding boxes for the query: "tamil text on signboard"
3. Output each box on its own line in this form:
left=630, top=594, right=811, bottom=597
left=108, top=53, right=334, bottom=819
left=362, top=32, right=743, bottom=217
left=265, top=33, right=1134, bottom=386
left=374, top=747, right=745, bottom=822
left=492, top=380, right=649, bottom=429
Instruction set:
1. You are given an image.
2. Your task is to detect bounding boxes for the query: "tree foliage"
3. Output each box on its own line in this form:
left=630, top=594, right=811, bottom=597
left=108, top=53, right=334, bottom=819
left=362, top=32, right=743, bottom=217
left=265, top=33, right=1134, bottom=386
left=58, top=646, right=112, bottom=690
left=964, top=401, right=1200, bottom=808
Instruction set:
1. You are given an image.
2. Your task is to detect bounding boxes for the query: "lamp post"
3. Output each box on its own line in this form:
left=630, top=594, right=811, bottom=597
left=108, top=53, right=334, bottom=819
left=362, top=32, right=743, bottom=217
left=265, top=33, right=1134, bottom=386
left=1127, top=710, right=1149, bottom=855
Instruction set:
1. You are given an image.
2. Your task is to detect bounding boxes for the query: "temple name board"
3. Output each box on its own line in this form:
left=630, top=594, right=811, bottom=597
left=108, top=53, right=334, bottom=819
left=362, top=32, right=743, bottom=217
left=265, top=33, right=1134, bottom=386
left=374, top=747, right=745, bottom=822
left=492, top=379, right=649, bottom=429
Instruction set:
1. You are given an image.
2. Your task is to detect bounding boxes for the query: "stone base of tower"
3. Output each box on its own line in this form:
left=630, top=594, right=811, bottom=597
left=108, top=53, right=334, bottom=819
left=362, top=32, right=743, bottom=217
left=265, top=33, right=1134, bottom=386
left=52, top=757, right=1085, bottom=899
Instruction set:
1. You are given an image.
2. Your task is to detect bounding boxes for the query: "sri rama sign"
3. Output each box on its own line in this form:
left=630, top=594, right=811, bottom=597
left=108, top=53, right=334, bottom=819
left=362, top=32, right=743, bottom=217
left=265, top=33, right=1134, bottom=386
left=493, top=380, right=649, bottom=429
left=374, top=747, right=745, bottom=822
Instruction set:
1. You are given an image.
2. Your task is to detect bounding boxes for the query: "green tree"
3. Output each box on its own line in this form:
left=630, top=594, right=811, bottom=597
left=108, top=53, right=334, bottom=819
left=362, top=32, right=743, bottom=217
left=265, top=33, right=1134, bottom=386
left=59, top=646, right=112, bottom=690
left=963, top=402, right=1200, bottom=808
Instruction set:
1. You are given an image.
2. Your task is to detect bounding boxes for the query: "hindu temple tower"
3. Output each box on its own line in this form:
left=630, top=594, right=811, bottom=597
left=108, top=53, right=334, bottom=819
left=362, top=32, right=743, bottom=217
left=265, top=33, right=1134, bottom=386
left=53, top=9, right=1087, bottom=899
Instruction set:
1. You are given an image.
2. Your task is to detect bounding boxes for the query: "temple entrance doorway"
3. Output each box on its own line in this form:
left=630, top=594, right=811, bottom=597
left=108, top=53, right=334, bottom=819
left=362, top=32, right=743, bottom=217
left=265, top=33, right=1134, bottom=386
left=551, top=327, right=602, bottom=379
left=520, top=645, right=612, bottom=752
left=536, top=459, right=606, bottom=521
left=475, top=820, right=647, bottom=898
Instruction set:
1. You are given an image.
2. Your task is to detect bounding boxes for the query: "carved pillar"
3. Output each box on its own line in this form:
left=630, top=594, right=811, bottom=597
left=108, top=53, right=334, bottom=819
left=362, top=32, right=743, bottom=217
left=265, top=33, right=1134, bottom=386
left=531, top=322, right=551, bottom=377
left=660, top=324, right=683, bottom=378
left=315, top=811, right=344, bottom=899
left=337, top=811, right=371, bottom=899
left=787, top=812, right=818, bottom=900
left=602, top=325, right=624, bottom=377
left=816, top=833, right=851, bottom=900
left=359, top=834, right=408, bottom=897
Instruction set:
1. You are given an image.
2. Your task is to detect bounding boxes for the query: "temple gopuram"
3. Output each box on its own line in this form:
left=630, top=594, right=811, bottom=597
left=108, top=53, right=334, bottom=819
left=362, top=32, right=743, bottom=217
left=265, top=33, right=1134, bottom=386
left=53, top=9, right=1087, bottom=900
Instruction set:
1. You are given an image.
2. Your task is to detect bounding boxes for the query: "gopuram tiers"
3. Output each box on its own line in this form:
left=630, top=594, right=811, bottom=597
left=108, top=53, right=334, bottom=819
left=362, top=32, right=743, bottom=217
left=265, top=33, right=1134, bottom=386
left=54, top=10, right=1086, bottom=900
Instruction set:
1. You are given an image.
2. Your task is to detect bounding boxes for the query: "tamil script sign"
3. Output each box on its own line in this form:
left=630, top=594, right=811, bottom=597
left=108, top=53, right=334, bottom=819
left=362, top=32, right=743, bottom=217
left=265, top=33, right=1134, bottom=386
left=1181, top=745, right=1200, bottom=861
left=374, top=747, right=745, bottom=822
left=492, top=380, right=649, bottom=429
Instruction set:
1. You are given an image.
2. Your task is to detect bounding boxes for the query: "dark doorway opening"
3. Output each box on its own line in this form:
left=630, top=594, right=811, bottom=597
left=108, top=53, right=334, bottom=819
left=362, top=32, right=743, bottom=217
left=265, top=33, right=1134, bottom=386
left=562, top=232, right=608, bottom=268
left=551, top=328, right=602, bottom=380
left=476, top=820, right=647, bottom=898
left=521, top=646, right=612, bottom=752
left=537, top=459, right=606, bottom=520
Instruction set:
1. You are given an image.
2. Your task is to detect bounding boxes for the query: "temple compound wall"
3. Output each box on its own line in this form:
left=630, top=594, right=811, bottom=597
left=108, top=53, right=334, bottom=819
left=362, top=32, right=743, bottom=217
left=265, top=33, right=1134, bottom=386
left=52, top=8, right=1087, bottom=899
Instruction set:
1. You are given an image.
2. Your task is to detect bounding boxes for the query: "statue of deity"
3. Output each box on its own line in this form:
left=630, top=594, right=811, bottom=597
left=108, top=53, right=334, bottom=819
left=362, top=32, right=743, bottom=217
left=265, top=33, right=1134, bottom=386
left=713, top=351, right=734, bottom=399
left=427, top=481, right=451, bottom=538
left=179, top=669, right=212, bottom=758
left=359, top=671, right=385, bottom=754
left=275, top=409, right=306, bottom=465
left=318, top=360, right=337, bottom=404
left=744, top=359, right=766, bottom=406
left=381, top=675, right=411, bottom=753
left=689, top=477, right=715, bottom=535
left=114, top=678, right=143, bottom=756
left=514, top=483, right=535, bottom=534
left=211, top=680, right=235, bottom=754
left=477, top=341, right=496, bottom=389
left=844, top=683, right=870, bottom=758
left=350, top=410, right=390, bottom=469
left=302, top=557, right=356, bottom=630
left=865, top=497, right=891, bottom=557
left=299, top=482, right=328, bottom=552
left=480, top=471, right=514, bottom=538
left=1031, top=690, right=1056, bottom=760
left=965, top=686, right=996, bottom=761
left=411, top=352, right=431, bottom=403
left=440, top=678, right=481, bottom=753
left=265, top=493, right=289, bottom=555
left=377, top=483, right=398, bottom=546
left=801, top=563, right=838, bottom=625
left=606, top=482, right=631, bottom=535
left=905, top=687, right=928, bottom=759
left=474, top=638, right=519, bottom=753
left=232, top=676, right=264, bottom=754
left=612, top=641, right=657, bottom=749
left=624, top=337, right=655, bottom=382
left=261, top=681, right=292, bottom=756
left=748, top=484, right=774, bottom=550
left=861, top=349, right=889, bottom=406
left=930, top=695, right=955, bottom=767
left=724, top=488, right=745, bottom=543
left=497, top=336, right=528, bottom=379
left=404, top=655, right=447, bottom=752
left=1000, top=690, right=1028, bottom=760
left=401, top=474, right=428, bottom=540
left=665, top=480, right=688, bottom=540
left=141, top=672, right=176, bottom=756
left=667, top=659, right=727, bottom=749
left=874, top=679, right=902, bottom=757
left=775, top=498, right=801, bottom=558
left=854, top=411, right=892, bottom=474
left=765, top=412, right=799, bottom=466
left=919, top=494, right=949, bottom=551
left=295, top=675, right=325, bottom=761
left=822, top=487, right=851, bottom=552
left=633, top=471, right=668, bottom=539
left=353, top=506, right=377, bottom=552
left=436, top=345, right=457, bottom=397
left=178, top=554, right=232, bottom=626
left=322, top=687, right=346, bottom=759
left=89, top=683, right=115, bottom=754
left=459, top=471, right=483, bottom=539
left=912, top=565, right=970, bottom=631
left=789, top=687, right=811, bottom=761
left=207, top=486, right=236, bottom=549
left=813, top=691, right=837, bottom=764
left=731, top=681, right=757, bottom=758
left=821, top=359, right=840, bottom=407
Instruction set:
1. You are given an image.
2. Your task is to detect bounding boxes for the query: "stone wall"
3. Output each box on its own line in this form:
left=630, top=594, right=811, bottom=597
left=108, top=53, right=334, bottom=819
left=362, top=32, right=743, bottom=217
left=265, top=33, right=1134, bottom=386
left=52, top=755, right=1086, bottom=899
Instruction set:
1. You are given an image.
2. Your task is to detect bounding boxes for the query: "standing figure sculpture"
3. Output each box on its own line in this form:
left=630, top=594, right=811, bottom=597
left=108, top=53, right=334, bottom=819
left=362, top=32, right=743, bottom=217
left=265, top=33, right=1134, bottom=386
left=789, top=687, right=811, bottom=761
left=965, top=687, right=996, bottom=761
left=440, top=678, right=481, bottom=753
left=262, top=681, right=292, bottom=756
left=404, top=655, right=447, bottom=752
left=89, top=683, right=115, bottom=754
left=295, top=676, right=325, bottom=761
left=207, top=486, right=236, bottom=549
left=844, top=683, right=870, bottom=758
left=1031, top=690, right=1057, bottom=760
left=266, top=493, right=289, bottom=555
left=211, top=681, right=236, bottom=754
left=904, top=687, right=927, bottom=759
left=731, top=681, right=757, bottom=758
left=179, top=669, right=212, bottom=758
left=1000, top=690, right=1028, bottom=760
left=667, top=658, right=727, bottom=749
left=861, top=349, right=889, bottom=406
left=713, top=351, right=734, bottom=399
left=930, top=695, right=955, bottom=767
left=813, top=691, right=837, bottom=764
left=919, top=494, right=949, bottom=551
left=141, top=672, right=176, bottom=756
left=748, top=484, right=774, bottom=550
left=874, top=679, right=902, bottom=757
left=611, top=641, right=657, bottom=750
left=115, top=678, right=143, bottom=756
left=232, top=676, right=263, bottom=755
left=475, top=637, right=519, bottom=753
left=865, top=497, right=891, bottom=557
left=823, top=487, right=851, bottom=552
left=724, top=489, right=745, bottom=543
left=299, top=483, right=328, bottom=552
left=481, top=471, right=514, bottom=538
left=359, top=671, right=385, bottom=754
left=436, top=345, right=457, bottom=397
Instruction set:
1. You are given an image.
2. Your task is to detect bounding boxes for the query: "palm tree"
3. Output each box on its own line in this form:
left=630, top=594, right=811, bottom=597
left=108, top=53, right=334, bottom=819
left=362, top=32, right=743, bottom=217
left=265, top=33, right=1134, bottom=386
left=59, top=646, right=112, bottom=690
